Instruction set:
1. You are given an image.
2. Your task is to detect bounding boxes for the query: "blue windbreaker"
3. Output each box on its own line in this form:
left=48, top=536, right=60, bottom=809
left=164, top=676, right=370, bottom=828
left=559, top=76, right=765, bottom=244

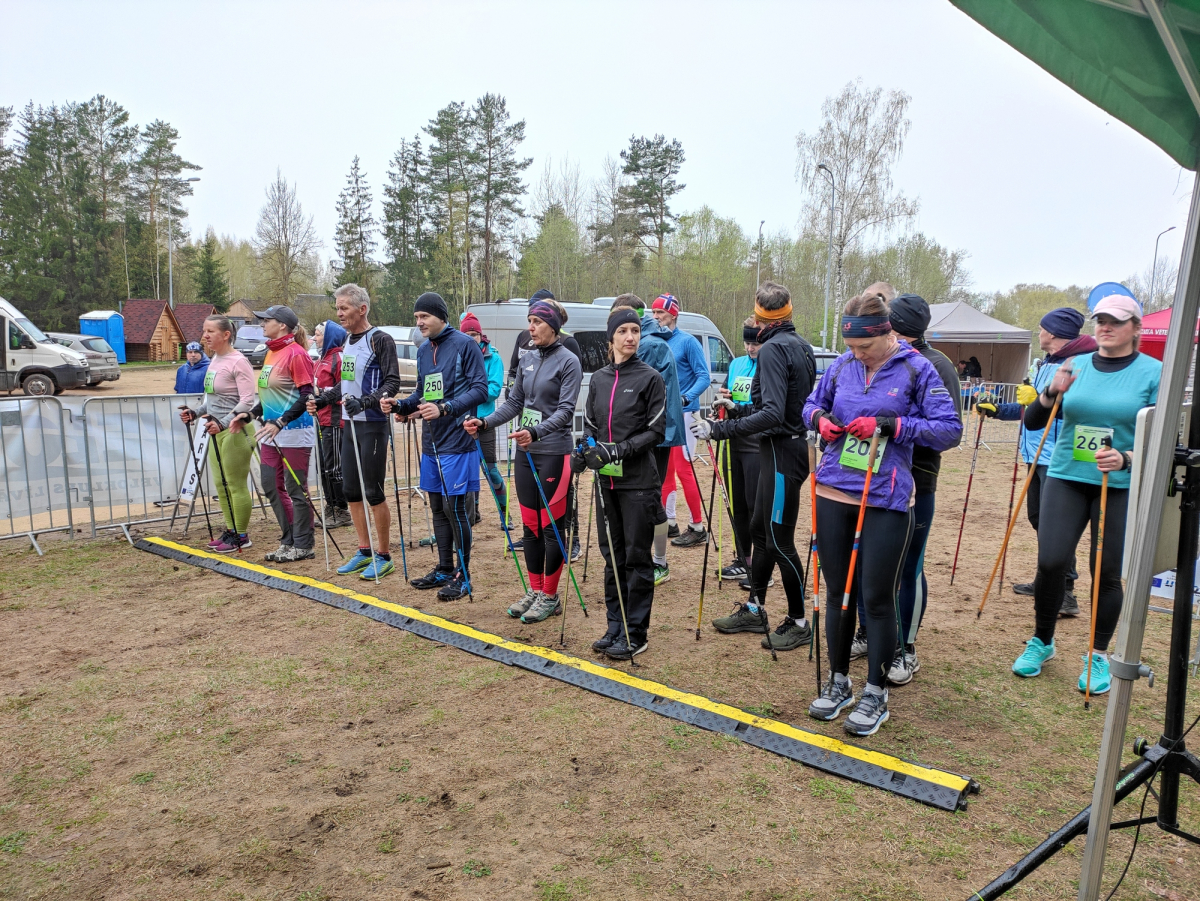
left=396, top=325, right=488, bottom=456
left=638, top=314, right=685, bottom=447
left=174, top=354, right=210, bottom=394
left=478, top=339, right=503, bottom=418
left=663, top=326, right=710, bottom=412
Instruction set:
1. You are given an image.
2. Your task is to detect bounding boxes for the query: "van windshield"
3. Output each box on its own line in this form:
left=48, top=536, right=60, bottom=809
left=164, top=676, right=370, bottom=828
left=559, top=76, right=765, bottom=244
left=17, top=318, right=49, bottom=343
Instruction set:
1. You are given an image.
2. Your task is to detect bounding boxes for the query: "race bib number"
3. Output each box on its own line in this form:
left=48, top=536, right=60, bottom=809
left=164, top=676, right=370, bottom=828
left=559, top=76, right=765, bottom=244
left=203, top=371, right=216, bottom=394
left=340, top=357, right=355, bottom=381
left=1073, top=425, right=1114, bottom=462
left=599, top=460, right=624, bottom=477
left=731, top=376, right=752, bottom=404
left=520, top=407, right=542, bottom=429
left=257, top=364, right=273, bottom=390
left=423, top=372, right=444, bottom=401
left=839, top=435, right=887, bottom=473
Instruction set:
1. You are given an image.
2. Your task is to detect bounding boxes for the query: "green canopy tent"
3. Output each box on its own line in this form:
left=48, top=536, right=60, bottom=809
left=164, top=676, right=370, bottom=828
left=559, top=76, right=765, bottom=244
left=949, top=2, right=1200, bottom=899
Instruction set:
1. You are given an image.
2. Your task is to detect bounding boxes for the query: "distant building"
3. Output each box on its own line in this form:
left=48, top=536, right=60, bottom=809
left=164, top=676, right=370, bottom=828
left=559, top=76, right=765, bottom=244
left=226, top=299, right=256, bottom=323
left=173, top=303, right=215, bottom=347
left=121, top=300, right=186, bottom=362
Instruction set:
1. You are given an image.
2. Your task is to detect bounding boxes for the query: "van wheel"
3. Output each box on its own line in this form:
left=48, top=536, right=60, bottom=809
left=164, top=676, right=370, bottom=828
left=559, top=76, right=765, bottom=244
left=22, top=373, right=56, bottom=396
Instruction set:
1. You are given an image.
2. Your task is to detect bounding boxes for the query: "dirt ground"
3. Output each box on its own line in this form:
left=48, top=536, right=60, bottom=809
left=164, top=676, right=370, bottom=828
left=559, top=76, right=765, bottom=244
left=59, top=363, right=182, bottom=398
left=1, top=428, right=1198, bottom=901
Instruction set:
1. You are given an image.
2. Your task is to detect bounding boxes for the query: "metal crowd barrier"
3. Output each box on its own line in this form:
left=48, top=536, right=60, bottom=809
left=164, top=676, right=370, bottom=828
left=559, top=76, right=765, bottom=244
left=0, top=397, right=75, bottom=553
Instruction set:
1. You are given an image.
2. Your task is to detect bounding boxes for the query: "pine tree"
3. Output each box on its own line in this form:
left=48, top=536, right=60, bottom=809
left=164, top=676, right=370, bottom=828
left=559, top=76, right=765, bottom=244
left=333, top=155, right=378, bottom=292
left=192, top=228, right=230, bottom=310
left=130, top=119, right=200, bottom=299
left=619, top=134, right=686, bottom=287
left=424, top=102, right=479, bottom=309
left=472, top=94, right=531, bottom=303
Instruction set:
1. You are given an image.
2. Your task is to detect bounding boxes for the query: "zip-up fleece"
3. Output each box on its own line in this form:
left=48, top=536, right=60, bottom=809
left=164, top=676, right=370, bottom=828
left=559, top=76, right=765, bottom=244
left=485, top=339, right=582, bottom=454
left=638, top=314, right=684, bottom=447
left=803, top=342, right=962, bottom=513
left=395, top=325, right=488, bottom=456
left=584, top=357, right=667, bottom=491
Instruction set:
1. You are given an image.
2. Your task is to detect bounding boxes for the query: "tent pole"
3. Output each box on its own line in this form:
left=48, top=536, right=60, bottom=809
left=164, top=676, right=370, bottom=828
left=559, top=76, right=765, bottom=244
left=1077, top=169, right=1200, bottom=901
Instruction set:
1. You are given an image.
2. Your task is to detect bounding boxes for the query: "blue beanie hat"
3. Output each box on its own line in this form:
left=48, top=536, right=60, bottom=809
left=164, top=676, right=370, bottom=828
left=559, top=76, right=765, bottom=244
left=529, top=288, right=555, bottom=303
left=1040, top=307, right=1085, bottom=340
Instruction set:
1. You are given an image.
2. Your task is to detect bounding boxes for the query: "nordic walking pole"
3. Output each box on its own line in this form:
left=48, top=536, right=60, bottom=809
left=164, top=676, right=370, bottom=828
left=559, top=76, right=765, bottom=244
left=592, top=468, right=636, bottom=665
left=525, top=450, right=587, bottom=616
left=998, top=421, right=1023, bottom=590
left=428, top=429, right=472, bottom=600
left=1085, top=437, right=1113, bottom=710
left=581, top=477, right=594, bottom=581
left=838, top=430, right=882, bottom=672
left=693, top=442, right=721, bottom=640
left=261, top=431, right=343, bottom=559
left=476, top=437, right=527, bottom=593
left=411, top=421, right=436, bottom=555
left=978, top=393, right=1062, bottom=618
left=313, top=422, right=332, bottom=570
left=181, top=415, right=215, bottom=542
left=204, top=416, right=243, bottom=555
left=807, top=436, right=821, bottom=687
left=559, top=470, right=581, bottom=647
left=344, top=410, right=380, bottom=584
left=950, top=412, right=985, bottom=585
left=384, top=412, right=409, bottom=580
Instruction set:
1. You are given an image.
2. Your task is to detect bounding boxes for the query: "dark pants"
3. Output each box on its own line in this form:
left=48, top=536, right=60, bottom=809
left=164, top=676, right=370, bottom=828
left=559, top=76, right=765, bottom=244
left=318, top=423, right=347, bottom=510
left=340, top=420, right=388, bottom=507
left=259, top=444, right=313, bottom=550
left=429, top=491, right=473, bottom=576
left=818, top=498, right=914, bottom=688
left=596, top=484, right=657, bottom=641
left=1034, top=477, right=1129, bottom=651
left=749, top=443, right=808, bottom=620
left=729, top=444, right=760, bottom=564
left=1027, top=463, right=1078, bottom=586
left=897, top=492, right=935, bottom=647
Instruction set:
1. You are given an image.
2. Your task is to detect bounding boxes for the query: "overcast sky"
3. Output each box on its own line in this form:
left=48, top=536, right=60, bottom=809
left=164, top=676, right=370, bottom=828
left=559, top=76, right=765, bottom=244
left=3, top=0, right=1193, bottom=295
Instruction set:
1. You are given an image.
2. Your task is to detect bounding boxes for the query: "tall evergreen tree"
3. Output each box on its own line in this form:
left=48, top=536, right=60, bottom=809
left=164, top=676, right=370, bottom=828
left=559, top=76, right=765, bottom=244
left=191, top=228, right=230, bottom=310
left=424, top=102, right=478, bottom=308
left=333, top=155, right=378, bottom=292
left=472, top=94, right=531, bottom=302
left=619, top=134, right=686, bottom=286
left=130, top=119, right=199, bottom=299
left=380, top=136, right=431, bottom=313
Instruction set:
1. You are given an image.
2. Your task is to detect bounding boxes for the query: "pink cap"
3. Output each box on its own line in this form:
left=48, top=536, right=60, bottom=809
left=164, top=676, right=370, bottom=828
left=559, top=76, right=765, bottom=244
left=1090, top=295, right=1142, bottom=322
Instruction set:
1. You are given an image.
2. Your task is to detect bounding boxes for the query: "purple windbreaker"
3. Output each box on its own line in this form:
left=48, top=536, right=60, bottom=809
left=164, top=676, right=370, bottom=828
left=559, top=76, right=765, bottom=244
left=803, top=342, right=962, bottom=513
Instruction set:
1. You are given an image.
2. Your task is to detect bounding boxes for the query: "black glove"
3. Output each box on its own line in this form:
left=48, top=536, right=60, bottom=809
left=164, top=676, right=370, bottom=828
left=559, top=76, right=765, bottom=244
left=570, top=450, right=587, bottom=475
left=583, top=441, right=619, bottom=471
left=342, top=395, right=364, bottom=417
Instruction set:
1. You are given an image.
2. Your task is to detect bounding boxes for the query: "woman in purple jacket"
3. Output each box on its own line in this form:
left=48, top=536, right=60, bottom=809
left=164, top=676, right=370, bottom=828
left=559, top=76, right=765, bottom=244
left=802, top=291, right=962, bottom=736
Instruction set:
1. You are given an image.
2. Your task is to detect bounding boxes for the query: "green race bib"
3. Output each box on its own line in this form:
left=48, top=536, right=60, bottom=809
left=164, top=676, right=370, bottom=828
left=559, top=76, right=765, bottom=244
left=520, top=407, right=542, bottom=429
left=731, top=376, right=752, bottom=404
left=423, top=372, right=444, bottom=402
left=839, top=434, right=887, bottom=473
left=203, top=371, right=216, bottom=394
left=599, top=460, right=624, bottom=477
left=257, top=364, right=273, bottom=390
left=340, top=357, right=355, bottom=381
left=1073, top=425, right=1114, bottom=462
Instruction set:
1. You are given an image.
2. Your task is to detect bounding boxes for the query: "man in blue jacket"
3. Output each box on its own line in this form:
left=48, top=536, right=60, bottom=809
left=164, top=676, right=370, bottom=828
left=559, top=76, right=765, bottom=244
left=174, top=342, right=210, bottom=395
left=652, top=293, right=711, bottom=549
left=382, top=293, right=488, bottom=600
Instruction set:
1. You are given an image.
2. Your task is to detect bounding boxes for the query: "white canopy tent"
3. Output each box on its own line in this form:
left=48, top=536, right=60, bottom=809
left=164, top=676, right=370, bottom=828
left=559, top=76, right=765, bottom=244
left=925, top=301, right=1032, bottom=383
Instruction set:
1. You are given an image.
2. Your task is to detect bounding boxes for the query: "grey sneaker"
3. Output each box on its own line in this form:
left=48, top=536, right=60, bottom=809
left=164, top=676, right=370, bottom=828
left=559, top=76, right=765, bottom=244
left=712, top=603, right=768, bottom=634
left=849, top=627, right=869, bottom=661
left=507, top=589, right=539, bottom=619
left=808, top=677, right=855, bottom=721
left=521, top=592, right=562, bottom=624
left=721, top=560, right=748, bottom=580
left=761, top=617, right=813, bottom=651
left=671, top=526, right=708, bottom=548
left=887, top=647, right=916, bottom=686
left=264, top=544, right=291, bottom=562
left=283, top=546, right=316, bottom=562
left=844, top=688, right=890, bottom=737
left=1059, top=593, right=1080, bottom=617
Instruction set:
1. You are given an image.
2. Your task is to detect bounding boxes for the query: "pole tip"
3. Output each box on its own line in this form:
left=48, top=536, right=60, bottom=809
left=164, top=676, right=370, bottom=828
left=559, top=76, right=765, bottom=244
left=975, top=609, right=982, bottom=619
left=695, top=629, right=700, bottom=641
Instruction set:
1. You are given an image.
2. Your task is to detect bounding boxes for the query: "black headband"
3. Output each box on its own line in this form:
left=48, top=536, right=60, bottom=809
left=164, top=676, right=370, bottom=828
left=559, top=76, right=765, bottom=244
left=842, top=315, right=892, bottom=338
left=607, top=309, right=642, bottom=342
left=743, top=325, right=762, bottom=344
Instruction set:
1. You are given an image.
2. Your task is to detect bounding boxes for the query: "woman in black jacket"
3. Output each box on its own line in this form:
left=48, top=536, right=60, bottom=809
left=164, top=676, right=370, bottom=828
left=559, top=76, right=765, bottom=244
left=575, top=308, right=668, bottom=659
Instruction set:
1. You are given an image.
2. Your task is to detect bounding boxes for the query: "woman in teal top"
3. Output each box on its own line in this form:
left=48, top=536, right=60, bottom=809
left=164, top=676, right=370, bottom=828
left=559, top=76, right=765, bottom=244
left=715, top=317, right=762, bottom=582
left=1012, top=294, right=1161, bottom=695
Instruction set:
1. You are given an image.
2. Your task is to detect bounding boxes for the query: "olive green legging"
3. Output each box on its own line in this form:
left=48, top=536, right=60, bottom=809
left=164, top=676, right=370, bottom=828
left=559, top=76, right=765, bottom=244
left=212, top=428, right=254, bottom=534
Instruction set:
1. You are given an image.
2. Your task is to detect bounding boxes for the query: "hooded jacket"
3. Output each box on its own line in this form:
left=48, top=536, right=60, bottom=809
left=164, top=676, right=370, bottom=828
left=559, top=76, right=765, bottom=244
left=175, top=352, right=211, bottom=395
left=663, top=325, right=710, bottom=412
left=803, top=342, right=963, bottom=513
left=584, top=357, right=667, bottom=490
left=637, top=314, right=685, bottom=447
left=395, top=325, right=488, bottom=457
left=485, top=338, right=582, bottom=455
left=313, top=319, right=347, bottom=428
left=477, top=338, right=503, bottom=419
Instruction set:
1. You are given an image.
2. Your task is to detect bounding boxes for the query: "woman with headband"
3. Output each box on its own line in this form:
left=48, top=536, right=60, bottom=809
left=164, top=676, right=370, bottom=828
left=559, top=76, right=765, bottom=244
left=802, top=291, right=961, bottom=736
left=465, top=298, right=583, bottom=623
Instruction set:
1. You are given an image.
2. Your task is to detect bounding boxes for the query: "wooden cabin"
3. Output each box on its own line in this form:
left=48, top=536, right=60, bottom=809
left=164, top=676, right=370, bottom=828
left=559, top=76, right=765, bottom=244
left=121, top=300, right=186, bottom=362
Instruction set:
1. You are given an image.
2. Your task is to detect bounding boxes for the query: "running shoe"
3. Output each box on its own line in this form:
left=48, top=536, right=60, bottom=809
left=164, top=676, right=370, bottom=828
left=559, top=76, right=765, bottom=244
left=844, top=688, right=890, bottom=737
left=571, top=537, right=582, bottom=562
left=507, top=589, right=539, bottom=619
left=1012, top=581, right=1035, bottom=597
left=653, top=564, right=671, bottom=586
left=666, top=522, right=680, bottom=539
left=721, top=560, right=748, bottom=581
left=1012, top=636, right=1056, bottom=678
left=808, top=677, right=855, bottom=721
left=1060, top=593, right=1080, bottom=617
left=604, top=635, right=648, bottom=660
left=327, top=509, right=353, bottom=529
left=712, top=603, right=768, bottom=634
left=887, top=646, right=916, bottom=686
left=520, top=592, right=562, bottom=623
left=437, top=573, right=470, bottom=600
left=410, top=566, right=452, bottom=589
left=337, top=550, right=374, bottom=575
left=509, top=537, right=524, bottom=551
left=848, top=627, right=869, bottom=661
left=592, top=631, right=619, bottom=652
left=213, top=533, right=251, bottom=553
left=761, top=617, right=813, bottom=651
left=285, top=546, right=316, bottom=562
left=738, top=576, right=775, bottom=591
left=1078, top=653, right=1111, bottom=695
left=671, top=526, right=708, bottom=548
left=264, top=544, right=291, bottom=563
left=359, top=557, right=395, bottom=580
left=208, top=529, right=234, bottom=549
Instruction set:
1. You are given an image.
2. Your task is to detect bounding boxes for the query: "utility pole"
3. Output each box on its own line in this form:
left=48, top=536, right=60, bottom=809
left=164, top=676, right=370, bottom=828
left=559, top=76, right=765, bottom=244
left=817, top=162, right=836, bottom=351
left=1151, top=225, right=1176, bottom=311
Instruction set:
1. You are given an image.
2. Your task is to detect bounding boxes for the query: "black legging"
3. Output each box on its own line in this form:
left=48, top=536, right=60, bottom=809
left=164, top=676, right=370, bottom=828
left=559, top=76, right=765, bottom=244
left=515, top=452, right=571, bottom=597
left=817, top=497, right=913, bottom=688
left=728, top=444, right=760, bottom=565
left=318, top=423, right=347, bottom=510
left=1033, top=476, right=1129, bottom=651
left=749, top=443, right=807, bottom=620
left=340, top=420, right=388, bottom=507
left=429, top=491, right=473, bottom=575
left=596, top=483, right=658, bottom=641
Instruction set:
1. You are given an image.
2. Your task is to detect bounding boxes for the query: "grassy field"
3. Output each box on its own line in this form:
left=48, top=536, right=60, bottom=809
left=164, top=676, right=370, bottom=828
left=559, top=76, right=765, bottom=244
left=0, top=440, right=1197, bottom=901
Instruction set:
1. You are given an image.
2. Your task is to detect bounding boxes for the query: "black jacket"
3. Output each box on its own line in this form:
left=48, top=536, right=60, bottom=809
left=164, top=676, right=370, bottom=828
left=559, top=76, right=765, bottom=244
left=910, top=337, right=961, bottom=494
left=584, top=357, right=667, bottom=490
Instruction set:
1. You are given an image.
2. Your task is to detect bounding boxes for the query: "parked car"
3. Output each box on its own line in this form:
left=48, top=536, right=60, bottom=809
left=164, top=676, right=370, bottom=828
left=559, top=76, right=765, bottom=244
left=377, top=325, right=425, bottom=390
left=233, top=324, right=267, bottom=368
left=47, top=332, right=121, bottom=385
left=0, top=296, right=90, bottom=395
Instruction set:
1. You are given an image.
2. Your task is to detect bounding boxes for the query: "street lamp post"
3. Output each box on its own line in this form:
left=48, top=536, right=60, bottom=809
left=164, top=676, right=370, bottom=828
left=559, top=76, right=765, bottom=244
left=817, top=162, right=836, bottom=351
left=756, top=220, right=765, bottom=289
left=167, top=176, right=201, bottom=308
left=1150, top=225, right=1176, bottom=310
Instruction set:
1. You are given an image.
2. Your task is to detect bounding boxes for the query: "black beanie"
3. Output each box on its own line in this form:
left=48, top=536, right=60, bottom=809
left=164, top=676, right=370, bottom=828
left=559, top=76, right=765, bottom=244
left=889, top=294, right=931, bottom=338
left=414, top=292, right=449, bottom=323
left=606, top=308, right=641, bottom=342
left=529, top=288, right=555, bottom=303
left=1040, top=307, right=1085, bottom=340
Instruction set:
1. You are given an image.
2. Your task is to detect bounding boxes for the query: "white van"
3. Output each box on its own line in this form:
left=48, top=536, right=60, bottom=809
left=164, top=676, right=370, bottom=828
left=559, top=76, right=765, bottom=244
left=0, top=297, right=90, bottom=396
left=465, top=299, right=736, bottom=412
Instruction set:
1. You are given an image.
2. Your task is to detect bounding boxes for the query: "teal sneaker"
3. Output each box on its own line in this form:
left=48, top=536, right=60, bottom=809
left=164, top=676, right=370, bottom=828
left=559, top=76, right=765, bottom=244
left=360, top=557, right=395, bottom=580
left=1078, top=652, right=1111, bottom=695
left=1012, top=636, right=1055, bottom=678
left=337, top=550, right=373, bottom=575
left=653, top=564, right=670, bottom=586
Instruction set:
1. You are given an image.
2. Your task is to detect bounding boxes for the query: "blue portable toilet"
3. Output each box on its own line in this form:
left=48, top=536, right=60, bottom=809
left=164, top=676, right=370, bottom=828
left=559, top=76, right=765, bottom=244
left=79, top=310, right=126, bottom=363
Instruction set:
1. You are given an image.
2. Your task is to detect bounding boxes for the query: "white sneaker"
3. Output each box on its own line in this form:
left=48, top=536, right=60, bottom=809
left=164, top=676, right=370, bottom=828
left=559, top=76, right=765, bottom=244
left=849, top=628, right=869, bottom=661
left=888, top=649, right=915, bottom=686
